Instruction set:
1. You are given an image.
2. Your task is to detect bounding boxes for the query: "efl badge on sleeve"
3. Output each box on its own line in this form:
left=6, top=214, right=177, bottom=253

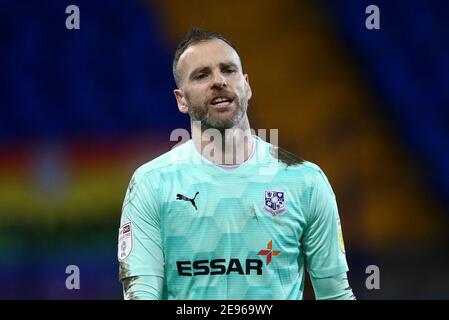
left=118, top=222, right=132, bottom=261
left=264, top=190, right=286, bottom=216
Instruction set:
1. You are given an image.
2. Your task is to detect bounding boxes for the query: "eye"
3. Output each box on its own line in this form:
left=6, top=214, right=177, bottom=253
left=223, top=68, right=236, bottom=74
left=194, top=73, right=206, bottom=80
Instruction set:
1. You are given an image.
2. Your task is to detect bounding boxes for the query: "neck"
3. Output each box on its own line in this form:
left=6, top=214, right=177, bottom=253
left=191, top=115, right=254, bottom=165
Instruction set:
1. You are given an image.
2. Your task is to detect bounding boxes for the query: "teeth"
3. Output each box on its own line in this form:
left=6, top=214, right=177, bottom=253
left=212, top=97, right=230, bottom=104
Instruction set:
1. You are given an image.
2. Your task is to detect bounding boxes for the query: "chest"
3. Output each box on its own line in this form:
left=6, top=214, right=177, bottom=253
left=160, top=173, right=308, bottom=258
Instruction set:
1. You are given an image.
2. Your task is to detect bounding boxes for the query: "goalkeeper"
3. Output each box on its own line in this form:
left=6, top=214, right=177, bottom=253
left=118, top=28, right=355, bottom=300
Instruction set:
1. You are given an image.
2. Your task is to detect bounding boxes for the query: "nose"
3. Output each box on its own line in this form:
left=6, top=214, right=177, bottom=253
left=211, top=71, right=227, bottom=89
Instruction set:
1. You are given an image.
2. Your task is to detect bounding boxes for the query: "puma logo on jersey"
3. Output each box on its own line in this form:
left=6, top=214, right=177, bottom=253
left=176, top=192, right=199, bottom=210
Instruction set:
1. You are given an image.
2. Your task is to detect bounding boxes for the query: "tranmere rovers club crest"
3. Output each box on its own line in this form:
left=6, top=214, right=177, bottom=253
left=264, top=191, right=286, bottom=216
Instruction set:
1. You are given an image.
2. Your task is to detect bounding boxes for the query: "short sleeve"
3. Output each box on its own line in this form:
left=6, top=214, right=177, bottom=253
left=118, top=170, right=164, bottom=281
left=302, top=169, right=349, bottom=278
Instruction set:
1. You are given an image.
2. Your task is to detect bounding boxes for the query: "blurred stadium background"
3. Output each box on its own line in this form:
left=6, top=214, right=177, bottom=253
left=1, top=0, right=448, bottom=299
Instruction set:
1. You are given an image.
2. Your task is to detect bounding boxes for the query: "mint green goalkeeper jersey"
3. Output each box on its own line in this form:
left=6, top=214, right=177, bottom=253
left=118, top=136, right=349, bottom=299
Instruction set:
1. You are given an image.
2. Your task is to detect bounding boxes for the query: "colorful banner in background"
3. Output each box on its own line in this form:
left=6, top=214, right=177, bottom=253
left=0, top=0, right=448, bottom=299
left=0, top=135, right=171, bottom=224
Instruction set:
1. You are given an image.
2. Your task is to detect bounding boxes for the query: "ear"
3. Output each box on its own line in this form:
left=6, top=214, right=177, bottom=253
left=244, top=74, right=252, bottom=101
left=174, top=89, right=189, bottom=114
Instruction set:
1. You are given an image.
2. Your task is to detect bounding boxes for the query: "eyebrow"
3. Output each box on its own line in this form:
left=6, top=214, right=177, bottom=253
left=188, top=62, right=240, bottom=80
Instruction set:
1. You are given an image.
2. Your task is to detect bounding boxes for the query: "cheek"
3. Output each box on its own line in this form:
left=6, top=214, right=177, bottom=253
left=245, top=84, right=252, bottom=100
left=236, top=78, right=248, bottom=94
left=236, top=83, right=249, bottom=100
left=190, top=95, right=205, bottom=108
left=184, top=91, right=198, bottom=105
left=187, top=87, right=207, bottom=103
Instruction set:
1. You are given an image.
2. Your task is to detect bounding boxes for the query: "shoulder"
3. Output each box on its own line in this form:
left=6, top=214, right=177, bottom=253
left=257, top=137, right=334, bottom=192
left=131, top=140, right=193, bottom=182
left=259, top=138, right=323, bottom=176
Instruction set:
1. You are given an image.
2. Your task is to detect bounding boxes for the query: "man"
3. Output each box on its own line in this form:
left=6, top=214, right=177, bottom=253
left=118, top=28, right=355, bottom=300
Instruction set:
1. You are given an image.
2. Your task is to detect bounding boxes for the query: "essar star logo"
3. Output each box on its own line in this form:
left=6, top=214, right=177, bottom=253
left=257, top=240, right=280, bottom=265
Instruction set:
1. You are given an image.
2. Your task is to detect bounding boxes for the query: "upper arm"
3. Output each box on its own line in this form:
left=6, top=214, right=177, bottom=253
left=118, top=171, right=164, bottom=297
left=301, top=169, right=349, bottom=278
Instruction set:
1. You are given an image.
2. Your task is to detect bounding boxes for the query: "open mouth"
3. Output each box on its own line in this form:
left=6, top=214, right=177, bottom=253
left=209, top=96, right=233, bottom=107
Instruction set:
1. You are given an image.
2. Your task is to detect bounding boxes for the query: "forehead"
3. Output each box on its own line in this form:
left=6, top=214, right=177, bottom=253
left=177, top=39, right=242, bottom=75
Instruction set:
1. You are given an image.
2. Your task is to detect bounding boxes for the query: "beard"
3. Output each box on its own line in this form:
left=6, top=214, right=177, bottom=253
left=185, top=92, right=248, bottom=130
